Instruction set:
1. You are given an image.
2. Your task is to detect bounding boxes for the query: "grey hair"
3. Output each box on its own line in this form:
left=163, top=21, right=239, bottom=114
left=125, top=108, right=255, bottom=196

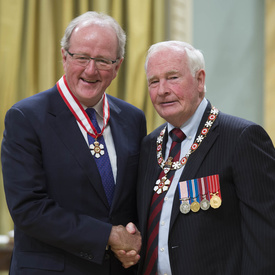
left=60, top=11, right=126, bottom=59
left=145, top=41, right=205, bottom=77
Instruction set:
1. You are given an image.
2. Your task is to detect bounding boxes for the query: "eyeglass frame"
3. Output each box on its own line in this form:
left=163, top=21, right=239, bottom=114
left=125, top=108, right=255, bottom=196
left=66, top=50, right=118, bottom=70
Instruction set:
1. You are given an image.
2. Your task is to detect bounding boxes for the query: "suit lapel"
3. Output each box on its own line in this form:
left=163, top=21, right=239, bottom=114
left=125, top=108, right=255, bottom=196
left=107, top=98, right=128, bottom=208
left=169, top=103, right=220, bottom=229
left=47, top=88, right=109, bottom=208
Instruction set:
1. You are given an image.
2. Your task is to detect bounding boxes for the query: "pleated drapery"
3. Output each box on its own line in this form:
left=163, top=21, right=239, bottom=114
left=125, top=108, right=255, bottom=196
left=0, top=0, right=166, bottom=238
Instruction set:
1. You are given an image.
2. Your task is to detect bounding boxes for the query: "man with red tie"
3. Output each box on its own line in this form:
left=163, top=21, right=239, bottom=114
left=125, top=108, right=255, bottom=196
left=137, top=40, right=275, bottom=274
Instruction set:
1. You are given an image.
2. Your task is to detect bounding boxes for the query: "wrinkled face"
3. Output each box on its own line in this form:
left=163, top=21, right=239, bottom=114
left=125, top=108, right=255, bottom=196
left=62, top=22, right=123, bottom=107
left=146, top=49, right=205, bottom=127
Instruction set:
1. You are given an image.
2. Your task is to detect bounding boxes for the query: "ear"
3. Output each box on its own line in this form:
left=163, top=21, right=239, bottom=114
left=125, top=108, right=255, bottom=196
left=61, top=48, right=67, bottom=71
left=112, top=58, right=124, bottom=80
left=196, top=69, right=206, bottom=93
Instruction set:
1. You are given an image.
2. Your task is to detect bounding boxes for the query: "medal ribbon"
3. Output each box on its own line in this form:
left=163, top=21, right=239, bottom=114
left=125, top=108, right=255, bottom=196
left=56, top=75, right=110, bottom=139
left=198, top=177, right=209, bottom=201
left=192, top=179, right=199, bottom=203
left=187, top=180, right=194, bottom=203
left=208, top=175, right=221, bottom=200
left=178, top=181, right=189, bottom=203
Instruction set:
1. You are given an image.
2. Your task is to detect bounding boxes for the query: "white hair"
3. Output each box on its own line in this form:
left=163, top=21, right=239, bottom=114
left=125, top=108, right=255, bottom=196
left=145, top=41, right=205, bottom=76
left=145, top=40, right=206, bottom=92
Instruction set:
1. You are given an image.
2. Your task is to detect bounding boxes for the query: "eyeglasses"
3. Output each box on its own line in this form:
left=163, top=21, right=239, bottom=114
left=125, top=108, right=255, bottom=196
left=66, top=50, right=118, bottom=70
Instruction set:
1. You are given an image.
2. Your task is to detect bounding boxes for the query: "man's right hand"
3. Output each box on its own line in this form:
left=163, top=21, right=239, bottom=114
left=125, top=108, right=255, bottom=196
left=108, top=222, right=141, bottom=268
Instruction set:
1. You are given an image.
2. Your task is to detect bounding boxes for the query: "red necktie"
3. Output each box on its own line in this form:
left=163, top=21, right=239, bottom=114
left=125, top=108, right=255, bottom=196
left=143, top=128, right=185, bottom=275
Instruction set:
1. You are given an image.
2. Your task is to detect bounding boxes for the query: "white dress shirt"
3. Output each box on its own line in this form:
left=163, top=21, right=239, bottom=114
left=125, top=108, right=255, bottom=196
left=157, top=98, right=208, bottom=275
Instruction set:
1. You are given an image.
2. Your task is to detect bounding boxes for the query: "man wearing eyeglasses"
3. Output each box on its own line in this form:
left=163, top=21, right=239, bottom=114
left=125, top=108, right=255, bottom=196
left=1, top=11, right=146, bottom=275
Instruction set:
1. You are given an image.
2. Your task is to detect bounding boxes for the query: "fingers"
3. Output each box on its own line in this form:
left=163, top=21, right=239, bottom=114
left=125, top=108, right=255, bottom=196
left=108, top=223, right=142, bottom=268
left=114, top=249, right=140, bottom=268
left=126, top=222, right=136, bottom=234
left=125, top=223, right=142, bottom=254
left=108, top=225, right=141, bottom=253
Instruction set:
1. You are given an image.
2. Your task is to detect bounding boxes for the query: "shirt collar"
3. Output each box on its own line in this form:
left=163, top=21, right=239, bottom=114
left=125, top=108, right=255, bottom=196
left=167, top=97, right=208, bottom=138
left=82, top=94, right=104, bottom=119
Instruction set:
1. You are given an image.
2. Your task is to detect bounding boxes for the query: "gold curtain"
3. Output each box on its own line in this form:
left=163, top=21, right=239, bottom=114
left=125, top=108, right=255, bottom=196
left=0, top=0, right=165, bottom=238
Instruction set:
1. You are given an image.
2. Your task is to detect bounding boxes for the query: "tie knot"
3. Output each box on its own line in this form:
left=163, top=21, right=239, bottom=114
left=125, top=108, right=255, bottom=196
left=85, top=108, right=101, bottom=132
left=85, top=107, right=96, bottom=117
left=170, top=128, right=185, bottom=143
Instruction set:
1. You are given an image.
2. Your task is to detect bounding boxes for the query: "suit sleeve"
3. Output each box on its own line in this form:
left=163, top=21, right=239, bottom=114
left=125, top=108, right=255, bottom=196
left=1, top=107, right=112, bottom=265
left=232, top=123, right=275, bottom=272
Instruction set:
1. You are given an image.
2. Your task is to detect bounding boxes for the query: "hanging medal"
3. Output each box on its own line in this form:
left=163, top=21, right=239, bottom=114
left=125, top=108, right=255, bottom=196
left=198, top=177, right=210, bottom=210
left=208, top=174, right=222, bottom=209
left=57, top=75, right=110, bottom=159
left=188, top=179, right=200, bottom=212
left=89, top=138, right=104, bottom=158
left=85, top=108, right=106, bottom=158
left=154, top=157, right=173, bottom=194
left=178, top=181, right=191, bottom=214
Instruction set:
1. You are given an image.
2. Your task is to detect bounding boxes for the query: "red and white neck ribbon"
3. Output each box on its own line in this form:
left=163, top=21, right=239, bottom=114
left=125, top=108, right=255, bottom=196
left=56, top=75, right=110, bottom=139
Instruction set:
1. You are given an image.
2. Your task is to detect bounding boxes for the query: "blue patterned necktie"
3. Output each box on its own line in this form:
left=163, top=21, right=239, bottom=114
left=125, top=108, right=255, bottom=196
left=85, top=108, right=115, bottom=206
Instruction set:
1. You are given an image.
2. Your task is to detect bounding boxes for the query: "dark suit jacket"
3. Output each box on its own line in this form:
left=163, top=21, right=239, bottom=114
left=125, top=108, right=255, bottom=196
left=137, top=101, right=275, bottom=274
left=1, top=85, right=146, bottom=275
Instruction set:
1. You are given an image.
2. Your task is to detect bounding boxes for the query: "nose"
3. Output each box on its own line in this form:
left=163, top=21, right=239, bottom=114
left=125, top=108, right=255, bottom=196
left=158, top=79, right=169, bottom=96
left=85, top=59, right=98, bottom=74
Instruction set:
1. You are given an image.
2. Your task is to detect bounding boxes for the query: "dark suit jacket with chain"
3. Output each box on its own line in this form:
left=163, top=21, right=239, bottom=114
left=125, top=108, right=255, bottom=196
left=137, top=101, right=275, bottom=274
left=1, top=85, right=146, bottom=275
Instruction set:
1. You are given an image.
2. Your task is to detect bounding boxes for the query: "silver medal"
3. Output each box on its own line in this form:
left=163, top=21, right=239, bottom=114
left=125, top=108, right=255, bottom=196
left=200, top=198, right=210, bottom=210
left=180, top=201, right=190, bottom=214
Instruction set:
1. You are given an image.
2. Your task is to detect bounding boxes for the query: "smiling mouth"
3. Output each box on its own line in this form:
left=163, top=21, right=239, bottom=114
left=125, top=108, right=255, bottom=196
left=161, top=101, right=175, bottom=105
left=82, top=78, right=98, bottom=83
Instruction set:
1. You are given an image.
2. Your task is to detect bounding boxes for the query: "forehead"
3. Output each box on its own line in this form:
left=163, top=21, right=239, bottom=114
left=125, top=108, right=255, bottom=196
left=147, top=49, right=187, bottom=76
left=69, top=23, right=118, bottom=53
left=73, top=22, right=115, bottom=40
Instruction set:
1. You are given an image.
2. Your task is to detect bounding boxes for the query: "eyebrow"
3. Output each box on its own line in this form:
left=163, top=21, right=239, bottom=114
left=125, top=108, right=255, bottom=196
left=148, top=70, right=180, bottom=82
left=166, top=70, right=180, bottom=76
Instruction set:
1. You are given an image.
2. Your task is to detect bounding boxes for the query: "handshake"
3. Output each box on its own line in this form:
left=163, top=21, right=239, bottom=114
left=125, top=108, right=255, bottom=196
left=108, top=222, right=141, bottom=268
